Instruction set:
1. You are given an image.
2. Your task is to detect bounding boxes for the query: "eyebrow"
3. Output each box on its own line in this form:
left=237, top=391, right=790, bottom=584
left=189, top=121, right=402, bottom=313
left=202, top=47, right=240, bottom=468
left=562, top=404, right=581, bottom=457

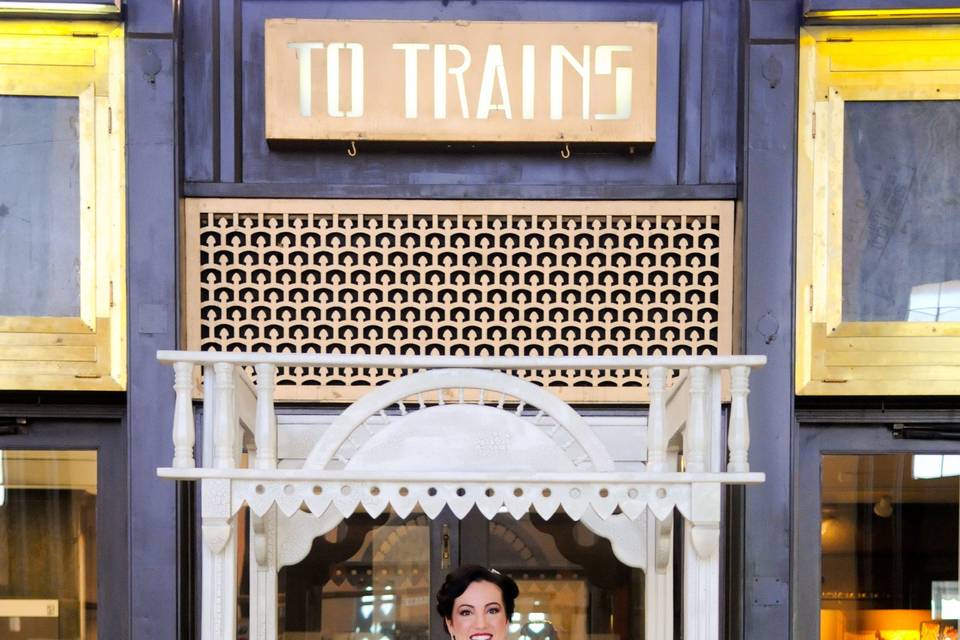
left=457, top=602, right=501, bottom=609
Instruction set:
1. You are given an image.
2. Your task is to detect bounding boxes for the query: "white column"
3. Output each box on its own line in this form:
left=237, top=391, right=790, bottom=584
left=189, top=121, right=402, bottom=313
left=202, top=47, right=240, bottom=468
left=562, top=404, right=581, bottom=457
left=201, top=478, right=238, bottom=640
left=204, top=363, right=239, bottom=640
left=684, top=483, right=721, bottom=640
left=213, top=362, right=236, bottom=469
left=645, top=513, right=674, bottom=640
left=728, top=365, right=751, bottom=472
left=172, top=361, right=196, bottom=468
left=647, top=366, right=667, bottom=472
left=249, top=507, right=278, bottom=640
left=685, top=366, right=709, bottom=472
left=254, top=363, right=277, bottom=470
left=199, top=365, right=216, bottom=640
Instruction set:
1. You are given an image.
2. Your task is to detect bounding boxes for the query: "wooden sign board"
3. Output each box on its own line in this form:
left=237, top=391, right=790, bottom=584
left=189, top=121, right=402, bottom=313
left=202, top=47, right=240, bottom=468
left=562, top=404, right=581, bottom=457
left=264, top=19, right=657, bottom=144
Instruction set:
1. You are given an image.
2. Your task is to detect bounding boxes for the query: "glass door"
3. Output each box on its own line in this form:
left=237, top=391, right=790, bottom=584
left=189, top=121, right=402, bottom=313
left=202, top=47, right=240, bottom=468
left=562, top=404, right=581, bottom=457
left=239, top=508, right=447, bottom=640
left=0, top=450, right=97, bottom=639
left=820, top=454, right=959, bottom=640
left=462, top=510, right=644, bottom=640
left=796, top=424, right=960, bottom=640
left=240, top=507, right=646, bottom=639
left=279, top=510, right=434, bottom=640
left=0, top=418, right=126, bottom=639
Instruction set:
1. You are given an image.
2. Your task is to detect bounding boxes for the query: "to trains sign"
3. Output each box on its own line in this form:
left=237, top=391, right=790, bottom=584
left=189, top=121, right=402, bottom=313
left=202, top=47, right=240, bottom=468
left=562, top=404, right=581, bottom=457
left=264, top=19, right=657, bottom=144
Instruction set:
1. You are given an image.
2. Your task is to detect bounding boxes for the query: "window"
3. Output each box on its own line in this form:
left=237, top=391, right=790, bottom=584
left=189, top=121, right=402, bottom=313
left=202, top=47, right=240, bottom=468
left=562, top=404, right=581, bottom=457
left=795, top=425, right=960, bottom=640
left=0, top=418, right=127, bottom=638
left=796, top=27, right=960, bottom=395
left=236, top=509, right=643, bottom=639
left=821, top=454, right=959, bottom=640
left=0, top=22, right=125, bottom=391
left=0, top=450, right=98, bottom=638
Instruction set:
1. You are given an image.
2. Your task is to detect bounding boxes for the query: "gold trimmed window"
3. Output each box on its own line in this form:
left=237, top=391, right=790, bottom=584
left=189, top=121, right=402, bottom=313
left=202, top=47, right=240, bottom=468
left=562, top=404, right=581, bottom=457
left=0, top=22, right=125, bottom=391
left=183, top=199, right=734, bottom=403
left=797, top=26, right=960, bottom=395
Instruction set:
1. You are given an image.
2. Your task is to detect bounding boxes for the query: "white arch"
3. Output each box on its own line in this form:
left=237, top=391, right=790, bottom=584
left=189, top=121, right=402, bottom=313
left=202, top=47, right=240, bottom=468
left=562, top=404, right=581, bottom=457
left=304, top=368, right=614, bottom=472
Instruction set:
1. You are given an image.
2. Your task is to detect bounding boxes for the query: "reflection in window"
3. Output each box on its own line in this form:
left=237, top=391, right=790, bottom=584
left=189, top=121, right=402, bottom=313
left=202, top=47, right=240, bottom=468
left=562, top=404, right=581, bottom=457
left=908, top=281, right=960, bottom=322
left=913, top=455, right=960, bottom=480
left=821, top=454, right=959, bottom=640
left=0, top=450, right=97, bottom=639
left=489, top=513, right=643, bottom=640
left=238, top=510, right=431, bottom=639
left=842, top=101, right=960, bottom=322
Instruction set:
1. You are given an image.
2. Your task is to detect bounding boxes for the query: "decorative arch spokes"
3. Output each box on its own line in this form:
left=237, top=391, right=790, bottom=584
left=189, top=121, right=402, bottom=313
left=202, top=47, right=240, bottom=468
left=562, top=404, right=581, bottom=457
left=157, top=352, right=765, bottom=640
left=306, top=368, right=614, bottom=472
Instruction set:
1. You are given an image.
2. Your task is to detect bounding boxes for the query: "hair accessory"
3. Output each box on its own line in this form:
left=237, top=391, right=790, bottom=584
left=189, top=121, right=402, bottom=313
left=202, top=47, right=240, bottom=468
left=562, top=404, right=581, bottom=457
left=489, top=568, right=501, bottom=575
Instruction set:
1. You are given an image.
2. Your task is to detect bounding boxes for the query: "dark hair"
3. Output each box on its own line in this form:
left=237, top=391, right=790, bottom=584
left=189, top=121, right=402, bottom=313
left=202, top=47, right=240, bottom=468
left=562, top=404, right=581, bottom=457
left=435, top=565, right=520, bottom=622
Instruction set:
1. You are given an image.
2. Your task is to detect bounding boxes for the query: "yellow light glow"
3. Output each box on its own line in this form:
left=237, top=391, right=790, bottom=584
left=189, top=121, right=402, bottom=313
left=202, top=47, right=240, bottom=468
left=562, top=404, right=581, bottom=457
left=806, top=8, right=960, bottom=20
left=0, top=1, right=119, bottom=16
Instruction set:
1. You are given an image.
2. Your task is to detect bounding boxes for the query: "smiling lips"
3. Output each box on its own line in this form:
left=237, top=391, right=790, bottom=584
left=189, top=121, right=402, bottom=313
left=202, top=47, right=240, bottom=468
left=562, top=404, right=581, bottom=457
left=469, top=635, right=494, bottom=640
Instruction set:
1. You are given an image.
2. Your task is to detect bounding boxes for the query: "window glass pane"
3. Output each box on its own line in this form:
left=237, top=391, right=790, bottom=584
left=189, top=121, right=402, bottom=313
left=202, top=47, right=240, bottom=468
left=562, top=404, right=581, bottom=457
left=489, top=513, right=643, bottom=640
left=238, top=510, right=431, bottom=639
left=0, top=95, right=81, bottom=317
left=842, top=101, right=960, bottom=322
left=821, top=454, right=959, bottom=640
left=0, top=449, right=97, bottom=639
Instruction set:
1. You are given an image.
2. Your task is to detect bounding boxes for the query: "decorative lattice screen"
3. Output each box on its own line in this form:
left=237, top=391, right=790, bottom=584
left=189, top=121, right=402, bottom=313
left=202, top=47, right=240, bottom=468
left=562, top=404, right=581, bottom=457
left=184, top=199, right=733, bottom=402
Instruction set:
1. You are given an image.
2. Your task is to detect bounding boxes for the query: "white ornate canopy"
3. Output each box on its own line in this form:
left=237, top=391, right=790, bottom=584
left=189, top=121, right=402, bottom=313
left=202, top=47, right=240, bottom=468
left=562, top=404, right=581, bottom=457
left=157, top=352, right=765, bottom=640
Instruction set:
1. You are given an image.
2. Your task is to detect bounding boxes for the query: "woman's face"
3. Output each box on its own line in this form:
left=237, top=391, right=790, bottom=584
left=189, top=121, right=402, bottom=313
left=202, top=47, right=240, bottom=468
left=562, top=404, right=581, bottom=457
left=444, top=580, right=509, bottom=640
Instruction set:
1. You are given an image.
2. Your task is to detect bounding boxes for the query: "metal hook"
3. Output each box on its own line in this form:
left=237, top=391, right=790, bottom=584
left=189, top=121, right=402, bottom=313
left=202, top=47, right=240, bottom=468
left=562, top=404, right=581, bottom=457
left=347, top=140, right=358, bottom=157
left=560, top=143, right=571, bottom=159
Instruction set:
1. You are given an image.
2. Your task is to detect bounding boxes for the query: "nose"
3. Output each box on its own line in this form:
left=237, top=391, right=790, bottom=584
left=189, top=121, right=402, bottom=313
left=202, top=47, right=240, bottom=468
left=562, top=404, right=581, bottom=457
left=475, top=613, right=491, bottom=630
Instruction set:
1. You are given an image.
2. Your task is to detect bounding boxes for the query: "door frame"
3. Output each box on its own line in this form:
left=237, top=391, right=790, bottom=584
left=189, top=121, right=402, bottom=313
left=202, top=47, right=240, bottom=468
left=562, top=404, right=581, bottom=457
left=794, top=422, right=960, bottom=639
left=0, top=416, right=128, bottom=639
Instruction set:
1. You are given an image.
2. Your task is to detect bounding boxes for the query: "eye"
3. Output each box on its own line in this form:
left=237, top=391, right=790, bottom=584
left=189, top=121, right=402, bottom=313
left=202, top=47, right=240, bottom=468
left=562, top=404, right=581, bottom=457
left=458, top=608, right=473, bottom=617
left=487, top=606, right=501, bottom=615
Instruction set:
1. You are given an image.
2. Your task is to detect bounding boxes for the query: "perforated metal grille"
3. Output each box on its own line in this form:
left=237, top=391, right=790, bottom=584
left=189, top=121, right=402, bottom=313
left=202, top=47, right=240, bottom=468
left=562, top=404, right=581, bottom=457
left=184, top=199, right=734, bottom=402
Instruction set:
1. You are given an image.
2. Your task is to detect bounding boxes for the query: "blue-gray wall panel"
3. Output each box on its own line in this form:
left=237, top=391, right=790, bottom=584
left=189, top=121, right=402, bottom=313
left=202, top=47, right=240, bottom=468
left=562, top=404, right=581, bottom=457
left=126, top=37, right=179, bottom=640
left=183, top=180, right=737, bottom=200
left=751, top=0, right=800, bottom=41
left=183, top=0, right=215, bottom=181
left=127, top=0, right=174, bottom=35
left=702, top=0, right=740, bottom=184
left=219, top=0, right=238, bottom=183
left=178, top=0, right=747, bottom=192
left=680, top=0, right=704, bottom=185
left=238, top=1, right=680, bottom=188
left=741, top=33, right=797, bottom=640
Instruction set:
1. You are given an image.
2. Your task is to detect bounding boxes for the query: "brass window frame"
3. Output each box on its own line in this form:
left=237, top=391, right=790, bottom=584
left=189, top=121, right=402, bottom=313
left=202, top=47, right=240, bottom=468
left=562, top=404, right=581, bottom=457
left=797, top=26, right=960, bottom=396
left=0, top=22, right=125, bottom=391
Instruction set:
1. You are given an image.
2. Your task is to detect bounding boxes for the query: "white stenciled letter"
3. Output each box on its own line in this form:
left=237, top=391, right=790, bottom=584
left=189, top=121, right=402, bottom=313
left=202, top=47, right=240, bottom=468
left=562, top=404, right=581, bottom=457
left=521, top=44, right=535, bottom=120
left=288, top=42, right=324, bottom=117
left=393, top=43, right=429, bottom=118
left=433, top=44, right=471, bottom=119
left=476, top=44, right=512, bottom=119
left=594, top=45, right=632, bottom=120
left=550, top=45, right=590, bottom=120
left=326, top=43, right=364, bottom=118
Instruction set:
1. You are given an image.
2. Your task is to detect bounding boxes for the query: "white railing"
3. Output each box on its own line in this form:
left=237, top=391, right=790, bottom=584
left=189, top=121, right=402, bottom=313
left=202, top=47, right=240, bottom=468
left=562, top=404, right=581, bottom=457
left=157, top=351, right=765, bottom=640
left=159, top=351, right=764, bottom=476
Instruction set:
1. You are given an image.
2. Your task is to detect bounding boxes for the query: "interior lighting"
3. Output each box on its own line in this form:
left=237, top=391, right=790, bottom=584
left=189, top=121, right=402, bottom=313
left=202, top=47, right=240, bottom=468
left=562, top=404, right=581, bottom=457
left=873, top=495, right=893, bottom=518
left=0, top=1, right=120, bottom=15
left=805, top=8, right=960, bottom=20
